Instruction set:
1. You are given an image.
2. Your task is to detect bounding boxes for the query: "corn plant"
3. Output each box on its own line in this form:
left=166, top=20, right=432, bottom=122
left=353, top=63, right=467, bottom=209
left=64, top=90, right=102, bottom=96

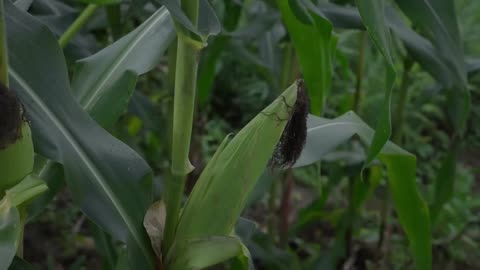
left=0, top=0, right=477, bottom=269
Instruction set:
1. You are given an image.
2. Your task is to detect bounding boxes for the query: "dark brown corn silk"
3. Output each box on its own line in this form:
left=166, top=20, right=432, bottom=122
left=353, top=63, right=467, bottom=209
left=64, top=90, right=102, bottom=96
left=0, top=82, right=23, bottom=149
left=268, top=79, right=309, bottom=169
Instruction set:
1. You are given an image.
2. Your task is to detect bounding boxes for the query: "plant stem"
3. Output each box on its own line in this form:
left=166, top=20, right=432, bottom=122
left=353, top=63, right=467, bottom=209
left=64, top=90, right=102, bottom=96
left=353, top=31, right=367, bottom=112
left=0, top=0, right=8, bottom=87
left=59, top=4, right=98, bottom=48
left=163, top=0, right=200, bottom=253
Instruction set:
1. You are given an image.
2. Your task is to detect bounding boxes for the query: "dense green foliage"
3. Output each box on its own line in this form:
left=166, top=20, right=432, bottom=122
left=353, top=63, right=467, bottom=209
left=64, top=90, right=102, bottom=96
left=0, top=0, right=479, bottom=269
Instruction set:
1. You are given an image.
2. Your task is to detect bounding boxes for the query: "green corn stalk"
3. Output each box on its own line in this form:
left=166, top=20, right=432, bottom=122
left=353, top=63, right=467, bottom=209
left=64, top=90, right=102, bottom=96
left=165, top=81, right=300, bottom=269
left=163, top=0, right=203, bottom=253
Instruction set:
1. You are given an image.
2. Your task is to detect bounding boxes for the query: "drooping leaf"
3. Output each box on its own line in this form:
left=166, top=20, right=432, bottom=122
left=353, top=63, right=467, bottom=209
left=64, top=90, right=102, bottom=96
left=277, top=0, right=336, bottom=115
left=295, top=112, right=431, bottom=270
left=5, top=3, right=155, bottom=269
left=355, top=0, right=396, bottom=166
left=71, top=6, right=175, bottom=127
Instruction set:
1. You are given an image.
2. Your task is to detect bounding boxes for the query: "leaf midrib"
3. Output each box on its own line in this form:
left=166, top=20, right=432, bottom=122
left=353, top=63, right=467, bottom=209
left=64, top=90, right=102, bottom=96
left=308, top=121, right=368, bottom=133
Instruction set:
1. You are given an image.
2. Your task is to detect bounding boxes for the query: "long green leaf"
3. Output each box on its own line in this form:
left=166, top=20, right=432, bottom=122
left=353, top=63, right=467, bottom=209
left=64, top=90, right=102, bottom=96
left=5, top=2, right=155, bottom=269
left=30, top=5, right=175, bottom=220
left=71, top=6, right=175, bottom=127
left=355, top=0, right=396, bottom=166
left=295, top=112, right=432, bottom=270
left=277, top=0, right=336, bottom=115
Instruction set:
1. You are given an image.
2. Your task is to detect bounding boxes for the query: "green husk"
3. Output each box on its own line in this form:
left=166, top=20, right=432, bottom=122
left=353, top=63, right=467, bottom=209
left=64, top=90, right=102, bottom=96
left=173, top=81, right=299, bottom=242
left=0, top=124, right=34, bottom=194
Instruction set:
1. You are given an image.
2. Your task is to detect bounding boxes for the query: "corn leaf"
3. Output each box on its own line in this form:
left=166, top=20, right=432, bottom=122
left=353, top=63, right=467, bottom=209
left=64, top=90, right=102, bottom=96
left=277, top=0, right=336, bottom=115
left=355, top=0, right=396, bottom=166
left=30, top=4, right=175, bottom=221
left=295, top=112, right=431, bottom=270
left=5, top=2, right=155, bottom=269
left=394, top=0, right=469, bottom=133
left=71, top=6, right=175, bottom=127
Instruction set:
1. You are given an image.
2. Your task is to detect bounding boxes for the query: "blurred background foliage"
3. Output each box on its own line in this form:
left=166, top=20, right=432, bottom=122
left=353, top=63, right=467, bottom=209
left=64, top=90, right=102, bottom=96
left=17, top=0, right=480, bottom=269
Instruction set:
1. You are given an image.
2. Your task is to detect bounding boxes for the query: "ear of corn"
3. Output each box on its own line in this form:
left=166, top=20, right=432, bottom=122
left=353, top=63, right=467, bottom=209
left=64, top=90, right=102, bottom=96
left=0, top=123, right=34, bottom=194
left=172, top=81, right=299, bottom=243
